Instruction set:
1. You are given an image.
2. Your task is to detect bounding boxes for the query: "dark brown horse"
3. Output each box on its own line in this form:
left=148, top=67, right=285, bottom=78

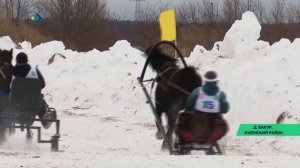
left=0, top=49, right=13, bottom=94
left=0, top=49, right=14, bottom=142
left=143, top=43, right=202, bottom=151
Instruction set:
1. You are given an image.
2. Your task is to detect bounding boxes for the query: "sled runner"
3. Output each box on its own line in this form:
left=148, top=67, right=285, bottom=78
left=174, top=111, right=224, bottom=155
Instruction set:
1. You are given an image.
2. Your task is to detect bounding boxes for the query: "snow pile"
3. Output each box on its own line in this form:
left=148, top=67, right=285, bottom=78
left=15, top=40, right=154, bottom=119
left=220, top=11, right=263, bottom=59
left=0, top=36, right=15, bottom=50
left=18, top=41, right=32, bottom=49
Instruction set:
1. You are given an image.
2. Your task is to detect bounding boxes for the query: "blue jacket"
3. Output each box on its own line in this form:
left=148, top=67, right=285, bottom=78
left=186, top=82, right=229, bottom=114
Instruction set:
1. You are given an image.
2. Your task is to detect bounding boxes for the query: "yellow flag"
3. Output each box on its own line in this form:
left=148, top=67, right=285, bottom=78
left=159, top=9, right=176, bottom=41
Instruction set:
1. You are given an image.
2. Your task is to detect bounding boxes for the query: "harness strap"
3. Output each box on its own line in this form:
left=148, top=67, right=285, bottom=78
left=0, top=70, right=6, bottom=79
left=156, top=68, right=190, bottom=96
left=159, top=62, right=176, bottom=72
left=155, top=67, right=176, bottom=80
left=165, top=79, right=190, bottom=95
left=0, top=63, right=11, bottom=79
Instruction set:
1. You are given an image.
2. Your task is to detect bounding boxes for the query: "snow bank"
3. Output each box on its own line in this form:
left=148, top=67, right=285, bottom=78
left=0, top=36, right=15, bottom=50
left=220, top=11, right=262, bottom=58
left=1, top=37, right=155, bottom=121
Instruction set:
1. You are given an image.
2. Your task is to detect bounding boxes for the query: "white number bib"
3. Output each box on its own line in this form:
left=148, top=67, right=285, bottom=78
left=26, top=67, right=38, bottom=79
left=195, top=88, right=220, bottom=113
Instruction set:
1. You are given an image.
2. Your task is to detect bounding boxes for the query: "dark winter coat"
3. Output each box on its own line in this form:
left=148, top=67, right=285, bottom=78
left=12, top=64, right=46, bottom=89
left=186, top=82, right=229, bottom=115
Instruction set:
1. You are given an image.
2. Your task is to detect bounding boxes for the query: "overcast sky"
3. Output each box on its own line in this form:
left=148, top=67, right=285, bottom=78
left=107, top=0, right=300, bottom=20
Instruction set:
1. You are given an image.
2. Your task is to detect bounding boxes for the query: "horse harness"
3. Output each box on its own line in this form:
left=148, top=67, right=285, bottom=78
left=154, top=62, right=190, bottom=96
left=0, top=63, right=11, bottom=79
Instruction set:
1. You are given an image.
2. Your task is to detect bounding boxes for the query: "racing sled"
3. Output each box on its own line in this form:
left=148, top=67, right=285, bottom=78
left=174, top=111, right=224, bottom=155
left=0, top=78, right=60, bottom=151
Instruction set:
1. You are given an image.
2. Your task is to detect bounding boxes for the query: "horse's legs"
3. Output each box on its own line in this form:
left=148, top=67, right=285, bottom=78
left=0, top=122, right=6, bottom=143
left=0, top=98, right=8, bottom=143
left=155, top=103, right=164, bottom=140
left=26, top=127, right=33, bottom=141
left=162, top=101, right=182, bottom=150
left=162, top=112, right=178, bottom=150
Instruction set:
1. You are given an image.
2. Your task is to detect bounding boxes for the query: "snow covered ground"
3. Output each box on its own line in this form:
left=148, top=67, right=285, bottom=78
left=0, top=11, right=299, bottom=167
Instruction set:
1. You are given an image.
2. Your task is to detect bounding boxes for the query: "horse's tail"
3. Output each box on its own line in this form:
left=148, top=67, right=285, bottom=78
left=144, top=46, right=176, bottom=72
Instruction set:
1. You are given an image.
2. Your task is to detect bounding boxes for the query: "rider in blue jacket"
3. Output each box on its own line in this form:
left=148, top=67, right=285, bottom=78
left=186, top=71, right=229, bottom=147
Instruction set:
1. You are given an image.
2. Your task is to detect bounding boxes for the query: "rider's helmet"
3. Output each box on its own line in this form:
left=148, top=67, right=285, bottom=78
left=204, top=71, right=218, bottom=83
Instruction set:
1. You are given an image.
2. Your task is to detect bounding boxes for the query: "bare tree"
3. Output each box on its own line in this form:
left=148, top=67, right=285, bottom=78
left=286, top=3, right=300, bottom=24
left=188, top=1, right=201, bottom=24
left=137, top=2, right=170, bottom=22
left=262, top=0, right=286, bottom=42
left=176, top=2, right=190, bottom=24
left=2, top=0, right=30, bottom=21
left=0, top=1, right=3, bottom=15
left=243, top=0, right=265, bottom=23
left=111, top=4, right=132, bottom=21
left=176, top=1, right=201, bottom=24
left=268, top=0, right=286, bottom=24
left=39, top=0, right=109, bottom=50
left=1, top=0, right=31, bottom=22
left=131, top=2, right=170, bottom=47
left=200, top=0, right=219, bottom=25
left=222, top=0, right=245, bottom=24
left=294, top=5, right=300, bottom=24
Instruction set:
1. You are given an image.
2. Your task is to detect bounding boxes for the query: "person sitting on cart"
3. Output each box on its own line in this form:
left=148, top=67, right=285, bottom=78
left=185, top=70, right=229, bottom=147
left=11, top=52, right=48, bottom=121
left=12, top=52, right=45, bottom=88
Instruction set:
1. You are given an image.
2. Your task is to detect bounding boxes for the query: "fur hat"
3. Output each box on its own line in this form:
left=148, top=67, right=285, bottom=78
left=16, top=52, right=28, bottom=64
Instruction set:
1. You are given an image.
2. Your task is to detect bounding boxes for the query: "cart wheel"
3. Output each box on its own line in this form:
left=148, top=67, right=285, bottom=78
left=49, top=108, right=57, bottom=119
left=51, top=135, right=59, bottom=151
left=42, top=108, right=57, bottom=129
